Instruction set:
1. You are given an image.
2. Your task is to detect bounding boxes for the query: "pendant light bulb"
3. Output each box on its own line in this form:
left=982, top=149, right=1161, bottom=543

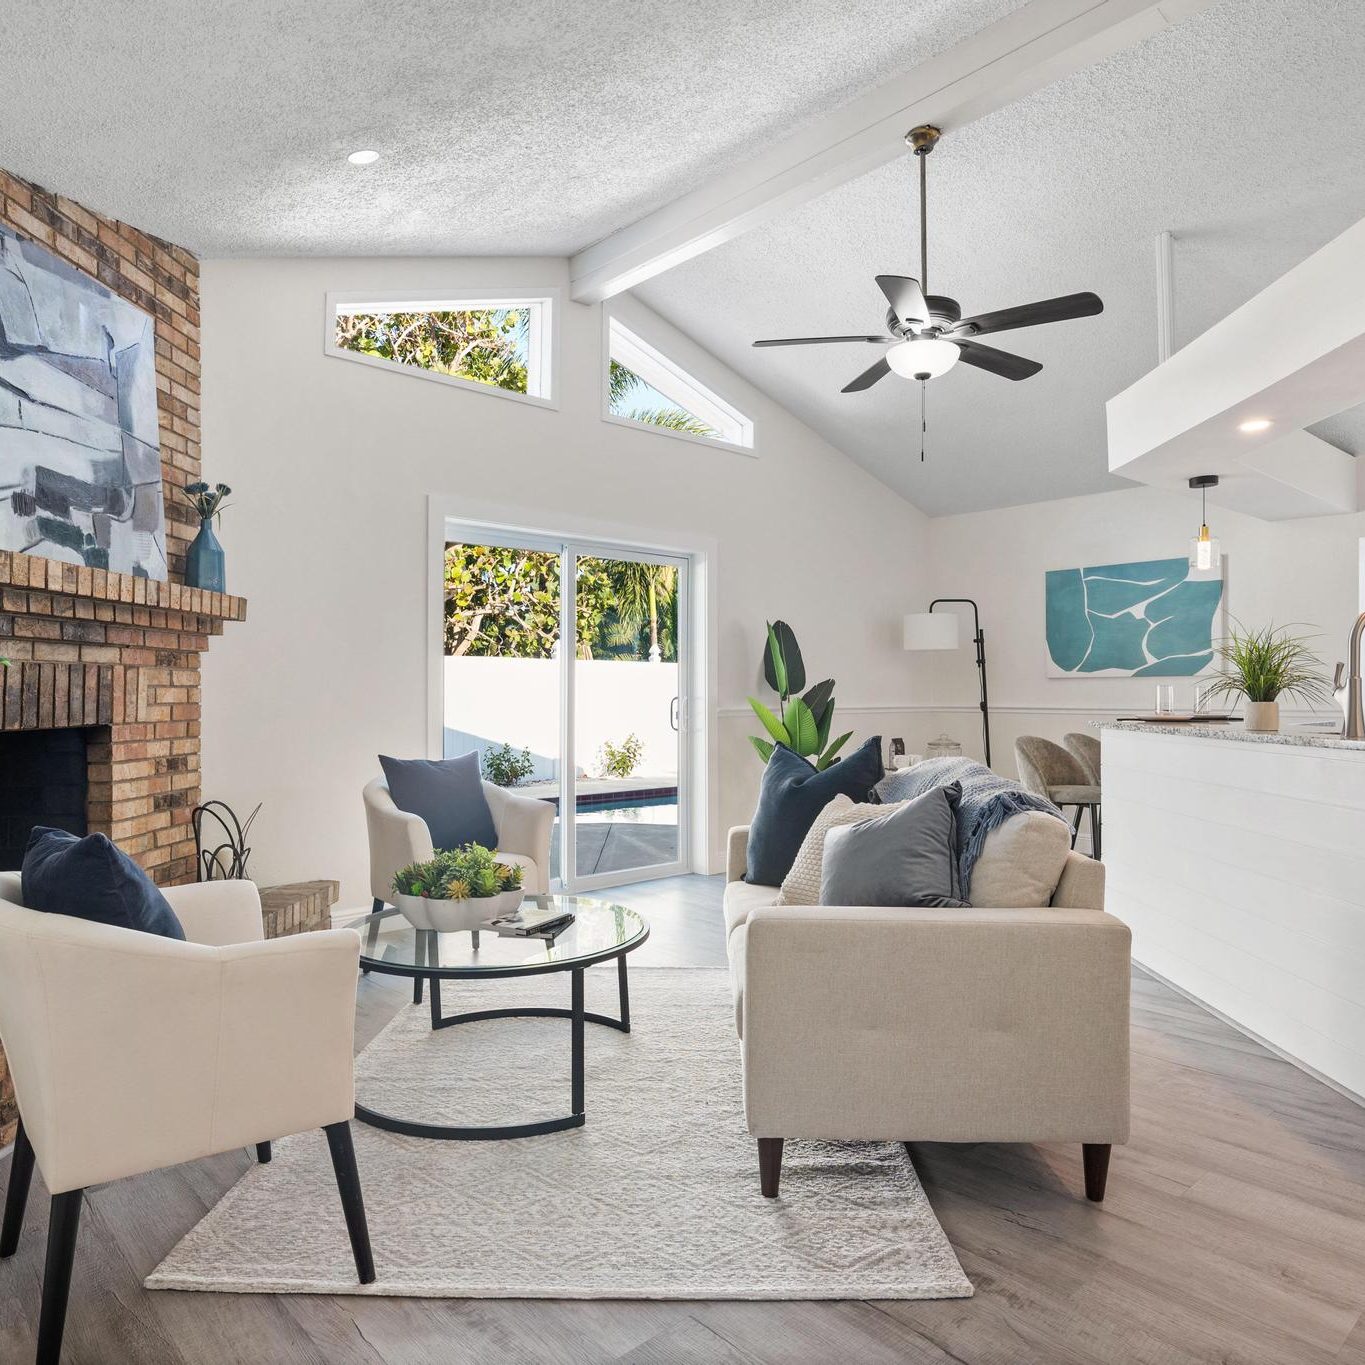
left=1188, top=475, right=1221, bottom=572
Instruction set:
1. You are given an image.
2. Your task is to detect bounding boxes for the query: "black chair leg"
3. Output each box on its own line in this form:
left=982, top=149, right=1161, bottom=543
left=37, top=1189, right=82, bottom=1365
left=323, top=1122, right=375, bottom=1284
left=363, top=899, right=383, bottom=974
left=1092, top=805, right=1102, bottom=861
left=2, top=1118, right=35, bottom=1259
left=1069, top=805, right=1083, bottom=849
left=255, top=1141, right=272, bottom=1164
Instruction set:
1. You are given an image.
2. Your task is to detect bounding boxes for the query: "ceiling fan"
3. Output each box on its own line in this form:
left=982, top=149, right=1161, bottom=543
left=752, top=125, right=1103, bottom=393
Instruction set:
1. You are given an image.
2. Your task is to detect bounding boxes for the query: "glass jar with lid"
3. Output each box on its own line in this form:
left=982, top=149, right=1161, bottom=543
left=926, top=732, right=962, bottom=759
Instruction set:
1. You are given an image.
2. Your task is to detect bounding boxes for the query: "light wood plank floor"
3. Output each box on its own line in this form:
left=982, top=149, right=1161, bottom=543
left=3, top=873, right=1364, bottom=1364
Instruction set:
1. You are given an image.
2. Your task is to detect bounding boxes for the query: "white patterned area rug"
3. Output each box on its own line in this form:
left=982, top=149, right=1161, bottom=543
left=147, top=968, right=972, bottom=1300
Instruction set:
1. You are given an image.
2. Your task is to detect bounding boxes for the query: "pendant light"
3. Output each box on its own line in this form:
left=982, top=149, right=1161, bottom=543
left=1188, top=475, right=1221, bottom=572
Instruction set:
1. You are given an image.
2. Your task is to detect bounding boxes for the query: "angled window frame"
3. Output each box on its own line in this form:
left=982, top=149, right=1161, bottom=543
left=325, top=288, right=558, bottom=409
left=603, top=314, right=755, bottom=454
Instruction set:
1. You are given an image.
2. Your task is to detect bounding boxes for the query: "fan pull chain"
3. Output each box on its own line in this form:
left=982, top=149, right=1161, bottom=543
left=920, top=379, right=927, bottom=462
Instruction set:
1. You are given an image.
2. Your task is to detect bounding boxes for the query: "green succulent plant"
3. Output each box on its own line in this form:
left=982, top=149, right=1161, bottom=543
left=747, top=620, right=852, bottom=770
left=391, top=843, right=521, bottom=900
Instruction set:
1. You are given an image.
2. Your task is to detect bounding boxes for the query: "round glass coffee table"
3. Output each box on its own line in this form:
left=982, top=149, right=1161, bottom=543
left=355, top=896, right=648, bottom=1141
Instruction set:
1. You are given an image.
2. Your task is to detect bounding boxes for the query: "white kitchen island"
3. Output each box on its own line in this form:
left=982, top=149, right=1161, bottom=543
left=1100, top=720, right=1365, bottom=1102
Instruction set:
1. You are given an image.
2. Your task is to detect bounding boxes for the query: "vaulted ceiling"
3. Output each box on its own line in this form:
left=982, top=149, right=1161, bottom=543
left=635, top=0, right=1365, bottom=513
left=0, top=0, right=1023, bottom=256
left=1, top=0, right=1361, bottom=515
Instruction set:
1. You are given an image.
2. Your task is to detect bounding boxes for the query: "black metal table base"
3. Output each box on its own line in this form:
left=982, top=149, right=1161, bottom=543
left=355, top=954, right=632, bottom=1141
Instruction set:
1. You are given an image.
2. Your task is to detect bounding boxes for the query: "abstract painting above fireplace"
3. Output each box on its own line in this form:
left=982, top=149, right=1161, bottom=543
left=0, top=224, right=167, bottom=579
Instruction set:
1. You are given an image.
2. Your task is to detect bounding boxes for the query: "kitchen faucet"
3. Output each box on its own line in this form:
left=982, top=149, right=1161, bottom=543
left=1346, top=613, right=1365, bottom=739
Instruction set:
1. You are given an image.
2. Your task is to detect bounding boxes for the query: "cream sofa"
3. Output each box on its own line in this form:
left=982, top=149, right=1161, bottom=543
left=724, top=825, right=1130, bottom=1202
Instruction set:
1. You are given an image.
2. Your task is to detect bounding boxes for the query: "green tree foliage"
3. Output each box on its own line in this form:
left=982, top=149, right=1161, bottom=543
left=444, top=545, right=681, bottom=661
left=444, top=544, right=614, bottom=657
left=609, top=360, right=719, bottom=439
left=337, top=308, right=529, bottom=393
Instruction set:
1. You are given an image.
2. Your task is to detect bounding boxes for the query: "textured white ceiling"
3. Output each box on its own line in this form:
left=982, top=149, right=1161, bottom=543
left=636, top=0, right=1365, bottom=514
left=0, top=0, right=1023, bottom=257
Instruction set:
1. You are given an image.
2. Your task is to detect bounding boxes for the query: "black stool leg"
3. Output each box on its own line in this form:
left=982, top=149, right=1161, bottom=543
left=324, top=1122, right=375, bottom=1284
left=255, top=1141, right=272, bottom=1164
left=37, top=1189, right=82, bottom=1365
left=1, top=1118, right=34, bottom=1258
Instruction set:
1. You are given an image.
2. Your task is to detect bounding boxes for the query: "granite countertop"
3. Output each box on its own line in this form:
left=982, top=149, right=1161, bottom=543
left=1092, top=720, right=1365, bottom=753
left=1093, top=719, right=1365, bottom=751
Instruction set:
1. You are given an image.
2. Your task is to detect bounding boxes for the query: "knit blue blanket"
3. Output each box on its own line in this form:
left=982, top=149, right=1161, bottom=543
left=876, top=757, right=1064, bottom=899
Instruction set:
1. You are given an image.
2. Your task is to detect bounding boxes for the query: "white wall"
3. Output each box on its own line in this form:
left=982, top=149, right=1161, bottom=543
left=199, top=257, right=930, bottom=906
left=913, top=485, right=1364, bottom=775
left=444, top=656, right=680, bottom=782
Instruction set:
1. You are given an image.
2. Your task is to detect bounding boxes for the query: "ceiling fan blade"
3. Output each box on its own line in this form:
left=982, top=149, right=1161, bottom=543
left=875, top=275, right=929, bottom=327
left=952, top=291, right=1102, bottom=337
left=841, top=356, right=892, bottom=393
left=953, top=339, right=1042, bottom=381
left=753, top=335, right=893, bottom=347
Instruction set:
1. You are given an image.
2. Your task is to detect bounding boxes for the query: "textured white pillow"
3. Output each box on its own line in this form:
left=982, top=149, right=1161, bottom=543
left=777, top=795, right=903, bottom=905
left=968, top=811, right=1071, bottom=907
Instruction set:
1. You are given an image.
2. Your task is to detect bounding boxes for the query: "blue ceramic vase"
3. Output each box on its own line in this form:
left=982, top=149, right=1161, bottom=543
left=186, top=516, right=226, bottom=593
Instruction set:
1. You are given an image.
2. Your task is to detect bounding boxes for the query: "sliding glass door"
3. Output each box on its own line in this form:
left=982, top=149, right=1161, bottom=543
left=441, top=529, right=688, bottom=891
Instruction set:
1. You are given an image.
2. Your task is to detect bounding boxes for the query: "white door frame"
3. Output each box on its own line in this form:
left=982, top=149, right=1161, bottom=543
left=426, top=495, right=717, bottom=883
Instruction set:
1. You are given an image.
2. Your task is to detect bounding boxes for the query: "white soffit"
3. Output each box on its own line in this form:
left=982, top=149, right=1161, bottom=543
left=1106, top=217, right=1365, bottom=519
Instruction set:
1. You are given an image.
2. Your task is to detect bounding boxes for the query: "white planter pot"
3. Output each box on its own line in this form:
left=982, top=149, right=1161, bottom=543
left=393, top=893, right=490, bottom=933
left=488, top=888, right=525, bottom=920
left=1244, top=700, right=1280, bottom=733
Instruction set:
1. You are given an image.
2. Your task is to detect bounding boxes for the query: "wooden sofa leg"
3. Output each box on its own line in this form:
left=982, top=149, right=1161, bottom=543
left=758, top=1138, right=784, bottom=1198
left=1083, top=1143, right=1111, bottom=1202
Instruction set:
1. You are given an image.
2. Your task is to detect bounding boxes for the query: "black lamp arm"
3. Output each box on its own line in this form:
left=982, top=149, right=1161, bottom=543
left=927, top=597, right=991, bottom=769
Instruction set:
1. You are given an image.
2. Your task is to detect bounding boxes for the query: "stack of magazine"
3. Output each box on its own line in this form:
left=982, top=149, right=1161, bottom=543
left=484, top=902, right=576, bottom=942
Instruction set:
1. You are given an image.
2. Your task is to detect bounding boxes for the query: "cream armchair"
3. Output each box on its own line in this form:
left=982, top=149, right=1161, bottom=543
left=0, top=874, right=373, bottom=1365
left=364, top=775, right=555, bottom=906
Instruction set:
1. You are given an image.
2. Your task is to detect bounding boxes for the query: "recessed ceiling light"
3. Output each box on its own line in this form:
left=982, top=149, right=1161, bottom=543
left=1238, top=417, right=1272, bottom=433
left=347, top=149, right=379, bottom=166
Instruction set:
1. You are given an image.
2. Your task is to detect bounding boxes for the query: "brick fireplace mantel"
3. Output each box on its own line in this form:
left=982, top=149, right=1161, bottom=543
left=0, top=548, right=247, bottom=877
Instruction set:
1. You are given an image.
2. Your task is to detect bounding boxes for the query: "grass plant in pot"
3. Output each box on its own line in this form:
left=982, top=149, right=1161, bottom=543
left=391, top=844, right=524, bottom=933
left=1210, top=622, right=1330, bottom=733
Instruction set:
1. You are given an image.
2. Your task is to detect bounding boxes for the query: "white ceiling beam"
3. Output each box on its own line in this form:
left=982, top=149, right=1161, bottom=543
left=568, top=0, right=1214, bottom=303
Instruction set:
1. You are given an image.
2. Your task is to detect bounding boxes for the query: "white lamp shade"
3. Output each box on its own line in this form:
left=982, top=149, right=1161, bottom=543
left=903, top=611, right=959, bottom=651
left=886, top=337, right=961, bottom=380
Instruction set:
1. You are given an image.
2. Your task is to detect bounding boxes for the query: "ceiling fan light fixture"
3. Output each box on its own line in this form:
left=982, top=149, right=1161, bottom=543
left=887, top=336, right=959, bottom=380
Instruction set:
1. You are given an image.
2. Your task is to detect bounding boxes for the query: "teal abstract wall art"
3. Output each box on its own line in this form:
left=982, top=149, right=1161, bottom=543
left=1045, top=557, right=1224, bottom=677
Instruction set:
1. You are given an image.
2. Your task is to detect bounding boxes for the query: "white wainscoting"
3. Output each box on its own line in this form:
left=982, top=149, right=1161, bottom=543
left=1103, top=726, right=1365, bottom=1103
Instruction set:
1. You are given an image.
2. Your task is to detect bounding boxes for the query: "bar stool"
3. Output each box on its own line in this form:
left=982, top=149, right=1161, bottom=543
left=1015, top=735, right=1101, bottom=859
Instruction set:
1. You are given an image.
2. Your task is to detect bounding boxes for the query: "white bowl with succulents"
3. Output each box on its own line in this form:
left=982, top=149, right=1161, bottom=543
left=391, top=844, right=525, bottom=934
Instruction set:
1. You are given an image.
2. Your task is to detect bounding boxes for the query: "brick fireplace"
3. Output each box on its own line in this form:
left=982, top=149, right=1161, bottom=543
left=0, top=170, right=245, bottom=1147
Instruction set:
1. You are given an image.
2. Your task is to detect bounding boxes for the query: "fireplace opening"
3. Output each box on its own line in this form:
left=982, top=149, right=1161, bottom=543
left=0, top=727, right=94, bottom=870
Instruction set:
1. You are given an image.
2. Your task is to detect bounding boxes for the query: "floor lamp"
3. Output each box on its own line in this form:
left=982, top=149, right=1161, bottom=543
left=903, top=599, right=992, bottom=769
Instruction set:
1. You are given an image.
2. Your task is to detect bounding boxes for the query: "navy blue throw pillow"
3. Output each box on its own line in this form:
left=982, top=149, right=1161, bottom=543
left=745, top=737, right=885, bottom=886
left=379, top=751, right=498, bottom=852
left=22, top=827, right=186, bottom=939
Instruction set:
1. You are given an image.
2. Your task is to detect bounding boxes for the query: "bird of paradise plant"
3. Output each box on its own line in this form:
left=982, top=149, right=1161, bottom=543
left=747, top=620, right=852, bottom=769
